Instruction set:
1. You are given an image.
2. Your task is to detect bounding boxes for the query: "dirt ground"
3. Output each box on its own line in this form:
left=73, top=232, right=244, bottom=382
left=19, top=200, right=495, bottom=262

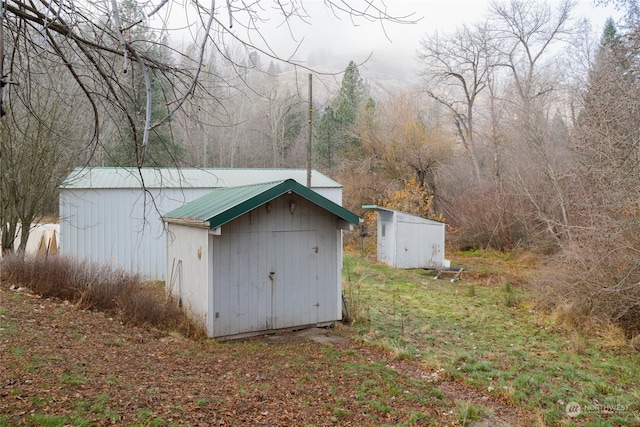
left=1, top=285, right=536, bottom=426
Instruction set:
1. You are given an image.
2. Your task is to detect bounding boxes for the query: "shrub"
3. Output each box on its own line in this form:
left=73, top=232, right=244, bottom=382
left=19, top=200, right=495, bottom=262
left=1, top=255, right=205, bottom=339
left=443, top=181, right=539, bottom=252
left=534, top=236, right=640, bottom=337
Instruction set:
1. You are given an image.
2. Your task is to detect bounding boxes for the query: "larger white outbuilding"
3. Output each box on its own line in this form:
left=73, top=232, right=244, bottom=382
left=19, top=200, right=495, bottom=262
left=59, top=167, right=343, bottom=280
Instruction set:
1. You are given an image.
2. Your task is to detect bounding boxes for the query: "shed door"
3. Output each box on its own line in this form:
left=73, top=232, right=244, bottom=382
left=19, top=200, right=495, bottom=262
left=212, top=229, right=320, bottom=337
left=270, top=230, right=319, bottom=329
left=211, top=231, right=271, bottom=338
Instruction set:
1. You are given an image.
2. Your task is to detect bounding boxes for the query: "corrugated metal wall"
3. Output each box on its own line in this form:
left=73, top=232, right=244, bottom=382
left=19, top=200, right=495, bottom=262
left=60, top=176, right=342, bottom=281
left=60, top=187, right=211, bottom=279
left=394, top=214, right=445, bottom=269
left=377, top=210, right=445, bottom=269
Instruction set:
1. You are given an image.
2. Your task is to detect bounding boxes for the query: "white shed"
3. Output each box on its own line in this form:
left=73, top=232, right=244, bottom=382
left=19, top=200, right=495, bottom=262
left=363, top=205, right=448, bottom=269
left=162, top=179, right=360, bottom=339
left=59, top=167, right=342, bottom=280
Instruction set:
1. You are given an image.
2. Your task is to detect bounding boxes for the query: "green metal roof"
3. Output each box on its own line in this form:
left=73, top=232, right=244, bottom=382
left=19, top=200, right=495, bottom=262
left=163, top=179, right=360, bottom=229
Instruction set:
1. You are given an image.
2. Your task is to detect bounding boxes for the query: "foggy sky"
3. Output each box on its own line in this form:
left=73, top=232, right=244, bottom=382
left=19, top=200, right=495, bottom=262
left=231, top=0, right=620, bottom=81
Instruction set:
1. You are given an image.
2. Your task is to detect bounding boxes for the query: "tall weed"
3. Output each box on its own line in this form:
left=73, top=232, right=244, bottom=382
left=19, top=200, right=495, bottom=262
left=534, top=238, right=640, bottom=338
left=1, top=255, right=205, bottom=339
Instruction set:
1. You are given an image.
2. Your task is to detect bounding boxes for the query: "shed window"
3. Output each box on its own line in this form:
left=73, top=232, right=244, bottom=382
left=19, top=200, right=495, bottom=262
left=381, top=224, right=385, bottom=237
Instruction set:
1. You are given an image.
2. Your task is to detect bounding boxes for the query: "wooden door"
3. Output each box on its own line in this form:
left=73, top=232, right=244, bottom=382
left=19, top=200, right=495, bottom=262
left=270, top=230, right=319, bottom=329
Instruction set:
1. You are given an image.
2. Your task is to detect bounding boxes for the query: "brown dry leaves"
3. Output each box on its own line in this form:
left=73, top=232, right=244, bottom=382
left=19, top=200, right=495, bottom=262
left=0, top=286, right=531, bottom=426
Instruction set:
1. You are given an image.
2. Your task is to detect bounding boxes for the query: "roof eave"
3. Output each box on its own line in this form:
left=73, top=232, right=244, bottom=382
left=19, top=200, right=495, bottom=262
left=162, top=217, right=210, bottom=228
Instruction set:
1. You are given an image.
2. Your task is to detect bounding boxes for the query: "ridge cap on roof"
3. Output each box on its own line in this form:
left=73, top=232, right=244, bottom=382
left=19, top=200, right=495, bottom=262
left=209, top=178, right=292, bottom=190
left=164, top=178, right=359, bottom=229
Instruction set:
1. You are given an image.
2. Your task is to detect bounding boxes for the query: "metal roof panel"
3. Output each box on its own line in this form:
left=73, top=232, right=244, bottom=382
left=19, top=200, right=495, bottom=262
left=61, top=167, right=341, bottom=189
left=164, top=179, right=360, bottom=228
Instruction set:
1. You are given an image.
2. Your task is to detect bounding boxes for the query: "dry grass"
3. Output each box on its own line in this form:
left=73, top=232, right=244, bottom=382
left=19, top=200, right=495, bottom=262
left=1, top=255, right=205, bottom=339
left=549, top=303, right=632, bottom=352
left=593, top=320, right=630, bottom=350
left=534, top=237, right=640, bottom=339
left=550, top=302, right=587, bottom=331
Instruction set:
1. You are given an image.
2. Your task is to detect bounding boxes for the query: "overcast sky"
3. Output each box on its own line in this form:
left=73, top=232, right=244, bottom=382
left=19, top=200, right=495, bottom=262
left=229, top=0, right=621, bottom=80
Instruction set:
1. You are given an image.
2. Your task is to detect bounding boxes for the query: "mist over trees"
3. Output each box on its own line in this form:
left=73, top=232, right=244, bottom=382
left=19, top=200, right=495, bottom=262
left=412, top=0, right=640, bottom=334
left=0, top=0, right=414, bottom=252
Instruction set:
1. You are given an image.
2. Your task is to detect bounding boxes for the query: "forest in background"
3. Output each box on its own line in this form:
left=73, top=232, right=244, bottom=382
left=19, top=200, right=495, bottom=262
left=2, top=0, right=640, bottom=336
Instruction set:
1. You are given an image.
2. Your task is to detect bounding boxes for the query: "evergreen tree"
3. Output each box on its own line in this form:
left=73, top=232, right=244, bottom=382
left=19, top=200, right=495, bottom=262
left=315, top=105, right=339, bottom=168
left=600, top=17, right=620, bottom=48
left=339, top=61, right=367, bottom=110
left=579, top=18, right=639, bottom=163
left=105, top=0, right=185, bottom=167
left=315, top=60, right=368, bottom=168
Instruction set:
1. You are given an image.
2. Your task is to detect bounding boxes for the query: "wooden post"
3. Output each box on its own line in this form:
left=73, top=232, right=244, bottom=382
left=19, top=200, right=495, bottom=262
left=306, top=73, right=312, bottom=188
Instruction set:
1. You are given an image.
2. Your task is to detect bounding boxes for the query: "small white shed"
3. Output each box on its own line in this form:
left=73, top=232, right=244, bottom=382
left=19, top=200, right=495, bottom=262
left=59, top=167, right=342, bottom=280
left=363, top=205, right=448, bottom=269
left=163, top=179, right=360, bottom=339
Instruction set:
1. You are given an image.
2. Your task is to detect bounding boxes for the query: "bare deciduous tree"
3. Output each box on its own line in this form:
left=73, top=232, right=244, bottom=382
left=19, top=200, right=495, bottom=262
left=489, top=0, right=576, bottom=143
left=0, top=53, right=86, bottom=254
left=489, top=0, right=577, bottom=245
left=0, top=1, right=417, bottom=254
left=0, top=1, right=415, bottom=165
left=417, top=22, right=495, bottom=181
left=530, top=0, right=640, bottom=337
left=262, top=86, right=305, bottom=168
left=348, top=90, right=453, bottom=215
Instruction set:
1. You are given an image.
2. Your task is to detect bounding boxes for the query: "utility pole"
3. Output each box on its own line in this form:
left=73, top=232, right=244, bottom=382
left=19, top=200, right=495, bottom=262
left=306, top=73, right=312, bottom=188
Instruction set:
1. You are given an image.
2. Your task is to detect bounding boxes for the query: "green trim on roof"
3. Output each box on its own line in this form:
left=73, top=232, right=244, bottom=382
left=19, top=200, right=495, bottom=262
left=164, top=179, right=360, bottom=229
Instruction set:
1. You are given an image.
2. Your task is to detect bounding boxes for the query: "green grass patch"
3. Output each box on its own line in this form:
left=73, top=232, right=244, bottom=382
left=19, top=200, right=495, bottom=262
left=343, top=253, right=640, bottom=426
left=456, top=400, right=487, bottom=426
left=60, top=372, right=87, bottom=386
left=26, top=414, right=68, bottom=427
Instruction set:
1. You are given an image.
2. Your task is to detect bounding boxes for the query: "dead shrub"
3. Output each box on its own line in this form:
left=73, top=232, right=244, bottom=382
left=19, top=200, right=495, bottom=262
left=342, top=283, right=371, bottom=325
left=592, top=320, right=629, bottom=351
left=1, top=255, right=205, bottom=339
left=549, top=303, right=587, bottom=331
left=444, top=181, right=538, bottom=252
left=534, top=234, right=640, bottom=338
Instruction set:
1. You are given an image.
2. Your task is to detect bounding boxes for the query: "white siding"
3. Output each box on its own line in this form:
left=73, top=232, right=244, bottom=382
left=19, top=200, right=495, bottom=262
left=376, top=209, right=446, bottom=269
left=209, top=194, right=340, bottom=338
left=394, top=218, right=445, bottom=269
left=60, top=187, right=211, bottom=279
left=166, top=223, right=210, bottom=331
left=377, top=210, right=396, bottom=266
left=60, top=170, right=342, bottom=281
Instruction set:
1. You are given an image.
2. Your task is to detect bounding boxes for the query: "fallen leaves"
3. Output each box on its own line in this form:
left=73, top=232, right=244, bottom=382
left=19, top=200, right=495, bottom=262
left=1, top=285, right=531, bottom=426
